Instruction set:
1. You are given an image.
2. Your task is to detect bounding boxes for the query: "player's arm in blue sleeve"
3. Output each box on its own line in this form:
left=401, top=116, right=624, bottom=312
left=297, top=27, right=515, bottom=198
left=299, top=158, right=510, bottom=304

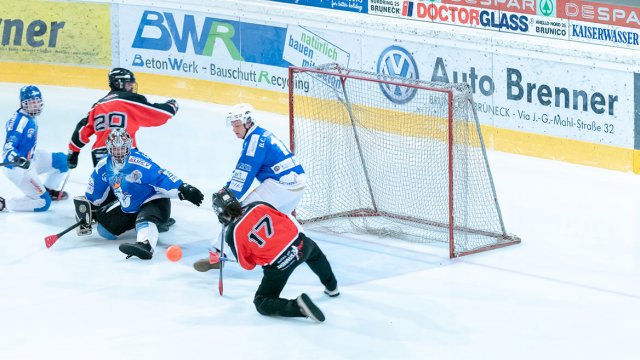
left=225, top=137, right=267, bottom=199
left=145, top=161, right=184, bottom=198
left=2, top=115, right=27, bottom=164
left=85, top=163, right=111, bottom=206
left=2, top=130, right=21, bottom=163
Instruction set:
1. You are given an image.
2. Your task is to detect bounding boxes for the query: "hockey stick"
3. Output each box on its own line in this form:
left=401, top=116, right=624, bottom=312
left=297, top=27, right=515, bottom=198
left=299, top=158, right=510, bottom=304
left=218, top=226, right=226, bottom=296
left=0, top=161, right=19, bottom=167
left=56, top=172, right=71, bottom=200
left=44, top=220, right=84, bottom=248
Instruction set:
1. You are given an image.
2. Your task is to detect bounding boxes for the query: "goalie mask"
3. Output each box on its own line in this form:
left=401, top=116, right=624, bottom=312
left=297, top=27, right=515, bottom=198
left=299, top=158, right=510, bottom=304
left=19, top=85, right=44, bottom=117
left=108, top=67, right=138, bottom=93
left=106, top=128, right=132, bottom=171
left=212, top=187, right=243, bottom=225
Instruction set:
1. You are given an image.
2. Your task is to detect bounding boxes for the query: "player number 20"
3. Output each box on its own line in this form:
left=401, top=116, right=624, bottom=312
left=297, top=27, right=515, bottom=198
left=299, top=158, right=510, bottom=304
left=94, top=112, right=127, bottom=131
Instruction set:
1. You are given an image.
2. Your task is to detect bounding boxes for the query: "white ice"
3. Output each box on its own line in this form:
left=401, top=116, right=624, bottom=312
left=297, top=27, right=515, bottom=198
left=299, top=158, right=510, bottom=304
left=0, top=83, right=639, bottom=360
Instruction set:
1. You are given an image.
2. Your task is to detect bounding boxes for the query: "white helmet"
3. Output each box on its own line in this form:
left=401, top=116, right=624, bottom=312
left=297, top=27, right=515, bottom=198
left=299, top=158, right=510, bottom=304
left=226, top=103, right=254, bottom=126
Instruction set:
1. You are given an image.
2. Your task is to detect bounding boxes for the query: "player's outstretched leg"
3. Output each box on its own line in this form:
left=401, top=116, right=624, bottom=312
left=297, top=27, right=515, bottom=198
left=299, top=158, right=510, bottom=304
left=296, top=293, right=325, bottom=322
left=193, top=249, right=223, bottom=271
left=119, top=240, right=153, bottom=260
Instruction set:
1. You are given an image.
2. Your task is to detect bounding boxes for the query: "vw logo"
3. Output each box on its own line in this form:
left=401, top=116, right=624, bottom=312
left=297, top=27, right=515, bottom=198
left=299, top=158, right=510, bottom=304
left=377, top=46, right=419, bottom=104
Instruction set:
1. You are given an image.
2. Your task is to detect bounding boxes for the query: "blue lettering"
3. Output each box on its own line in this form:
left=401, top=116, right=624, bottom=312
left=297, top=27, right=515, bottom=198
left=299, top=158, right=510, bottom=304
left=132, top=10, right=215, bottom=55
left=132, top=11, right=172, bottom=50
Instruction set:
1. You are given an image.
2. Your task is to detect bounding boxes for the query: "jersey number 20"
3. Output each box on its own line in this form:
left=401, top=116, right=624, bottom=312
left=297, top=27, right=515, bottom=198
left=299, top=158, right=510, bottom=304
left=95, top=112, right=127, bottom=132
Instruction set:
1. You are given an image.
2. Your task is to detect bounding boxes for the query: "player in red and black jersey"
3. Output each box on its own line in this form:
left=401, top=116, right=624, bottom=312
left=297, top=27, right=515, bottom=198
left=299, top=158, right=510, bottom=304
left=207, top=187, right=339, bottom=323
left=67, top=68, right=178, bottom=168
left=66, top=68, right=179, bottom=231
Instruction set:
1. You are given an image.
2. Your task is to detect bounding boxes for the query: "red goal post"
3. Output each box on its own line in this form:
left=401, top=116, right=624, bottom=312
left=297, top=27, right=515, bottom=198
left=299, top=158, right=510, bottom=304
left=288, top=64, right=520, bottom=258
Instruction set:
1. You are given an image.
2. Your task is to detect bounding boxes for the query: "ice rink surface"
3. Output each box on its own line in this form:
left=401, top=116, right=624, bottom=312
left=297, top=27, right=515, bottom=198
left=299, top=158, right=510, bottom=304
left=0, top=83, right=639, bottom=359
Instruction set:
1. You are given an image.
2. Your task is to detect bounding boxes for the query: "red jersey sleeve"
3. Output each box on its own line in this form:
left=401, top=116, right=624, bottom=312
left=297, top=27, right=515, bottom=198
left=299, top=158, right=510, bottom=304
left=70, top=92, right=176, bottom=151
left=230, top=203, right=300, bottom=270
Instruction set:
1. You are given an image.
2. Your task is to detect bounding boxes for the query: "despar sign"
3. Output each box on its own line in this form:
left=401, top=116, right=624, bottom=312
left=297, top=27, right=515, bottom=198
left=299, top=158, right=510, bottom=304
left=559, top=1, right=640, bottom=29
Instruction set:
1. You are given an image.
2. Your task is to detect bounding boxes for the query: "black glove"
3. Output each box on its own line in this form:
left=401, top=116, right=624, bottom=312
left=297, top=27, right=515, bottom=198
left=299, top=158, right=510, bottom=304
left=67, top=151, right=79, bottom=169
left=14, top=156, right=30, bottom=169
left=178, top=183, right=203, bottom=206
left=166, top=99, right=179, bottom=114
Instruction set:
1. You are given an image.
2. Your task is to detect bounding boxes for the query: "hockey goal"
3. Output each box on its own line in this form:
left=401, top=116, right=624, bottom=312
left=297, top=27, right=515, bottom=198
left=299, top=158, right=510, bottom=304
left=288, top=64, right=520, bottom=258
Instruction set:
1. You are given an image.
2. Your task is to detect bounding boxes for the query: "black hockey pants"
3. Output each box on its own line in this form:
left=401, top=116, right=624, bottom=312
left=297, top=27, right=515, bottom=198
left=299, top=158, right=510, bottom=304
left=96, top=197, right=171, bottom=236
left=253, top=233, right=338, bottom=317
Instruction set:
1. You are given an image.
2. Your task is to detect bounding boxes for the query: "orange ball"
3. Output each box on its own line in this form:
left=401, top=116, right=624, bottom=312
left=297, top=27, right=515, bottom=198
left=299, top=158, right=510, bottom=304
left=166, top=245, right=182, bottom=262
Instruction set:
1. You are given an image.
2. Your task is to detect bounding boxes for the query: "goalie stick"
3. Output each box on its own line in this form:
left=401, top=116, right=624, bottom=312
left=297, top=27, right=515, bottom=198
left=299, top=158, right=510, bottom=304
left=0, top=161, right=19, bottom=167
left=44, top=220, right=84, bottom=248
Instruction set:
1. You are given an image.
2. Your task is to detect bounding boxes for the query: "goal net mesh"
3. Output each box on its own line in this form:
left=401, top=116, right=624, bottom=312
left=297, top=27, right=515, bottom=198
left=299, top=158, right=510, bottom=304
left=289, top=64, right=519, bottom=257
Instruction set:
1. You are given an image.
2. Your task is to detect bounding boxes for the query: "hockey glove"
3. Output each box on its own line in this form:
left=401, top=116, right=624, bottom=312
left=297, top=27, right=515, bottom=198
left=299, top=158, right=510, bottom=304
left=165, top=99, right=179, bottom=114
left=15, top=157, right=30, bottom=169
left=178, top=183, right=203, bottom=206
left=67, top=150, right=80, bottom=169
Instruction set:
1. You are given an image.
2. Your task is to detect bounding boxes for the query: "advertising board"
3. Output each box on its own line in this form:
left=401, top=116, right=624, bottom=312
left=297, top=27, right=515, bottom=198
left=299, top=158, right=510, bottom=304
left=0, top=0, right=110, bottom=66
left=363, top=41, right=633, bottom=147
left=118, top=6, right=356, bottom=95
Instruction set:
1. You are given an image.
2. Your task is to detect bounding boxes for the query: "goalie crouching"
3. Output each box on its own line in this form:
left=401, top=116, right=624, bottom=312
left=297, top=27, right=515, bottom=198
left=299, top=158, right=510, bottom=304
left=73, top=128, right=204, bottom=260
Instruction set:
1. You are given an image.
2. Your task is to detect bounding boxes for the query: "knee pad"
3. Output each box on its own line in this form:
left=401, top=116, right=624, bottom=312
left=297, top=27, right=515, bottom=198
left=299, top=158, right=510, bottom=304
left=97, top=223, right=118, bottom=240
left=34, top=192, right=52, bottom=212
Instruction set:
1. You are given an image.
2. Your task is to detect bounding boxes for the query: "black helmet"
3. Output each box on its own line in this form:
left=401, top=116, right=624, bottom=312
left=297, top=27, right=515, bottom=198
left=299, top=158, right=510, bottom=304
left=212, top=187, right=242, bottom=225
left=108, top=68, right=137, bottom=92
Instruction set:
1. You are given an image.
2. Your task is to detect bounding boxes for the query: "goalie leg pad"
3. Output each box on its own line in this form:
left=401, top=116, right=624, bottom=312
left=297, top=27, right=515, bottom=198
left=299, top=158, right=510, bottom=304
left=73, top=196, right=94, bottom=236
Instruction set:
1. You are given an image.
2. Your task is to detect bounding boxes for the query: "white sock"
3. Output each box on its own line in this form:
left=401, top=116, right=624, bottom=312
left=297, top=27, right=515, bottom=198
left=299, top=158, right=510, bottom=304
left=135, top=221, right=159, bottom=250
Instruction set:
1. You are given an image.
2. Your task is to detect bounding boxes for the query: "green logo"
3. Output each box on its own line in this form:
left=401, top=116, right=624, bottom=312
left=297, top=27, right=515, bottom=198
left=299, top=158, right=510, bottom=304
left=539, top=0, right=554, bottom=17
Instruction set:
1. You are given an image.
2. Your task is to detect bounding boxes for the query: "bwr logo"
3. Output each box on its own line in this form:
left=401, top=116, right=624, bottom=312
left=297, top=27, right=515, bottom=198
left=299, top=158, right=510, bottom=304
left=131, top=10, right=242, bottom=59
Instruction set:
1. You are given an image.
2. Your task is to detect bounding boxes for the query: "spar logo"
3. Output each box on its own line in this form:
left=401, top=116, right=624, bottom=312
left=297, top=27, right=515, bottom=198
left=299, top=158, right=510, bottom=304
left=376, top=46, right=419, bottom=104
left=539, top=0, right=554, bottom=17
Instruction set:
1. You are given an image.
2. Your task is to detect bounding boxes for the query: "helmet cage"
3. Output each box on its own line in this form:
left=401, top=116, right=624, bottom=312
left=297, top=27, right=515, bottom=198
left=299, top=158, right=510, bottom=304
left=106, top=129, right=132, bottom=170
left=19, top=85, right=44, bottom=116
left=212, top=187, right=242, bottom=225
left=21, top=97, right=44, bottom=116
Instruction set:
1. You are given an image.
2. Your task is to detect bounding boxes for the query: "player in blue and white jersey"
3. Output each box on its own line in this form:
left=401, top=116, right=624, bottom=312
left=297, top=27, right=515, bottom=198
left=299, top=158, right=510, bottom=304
left=224, top=103, right=305, bottom=213
left=193, top=103, right=306, bottom=272
left=0, top=85, right=69, bottom=212
left=79, top=128, right=203, bottom=260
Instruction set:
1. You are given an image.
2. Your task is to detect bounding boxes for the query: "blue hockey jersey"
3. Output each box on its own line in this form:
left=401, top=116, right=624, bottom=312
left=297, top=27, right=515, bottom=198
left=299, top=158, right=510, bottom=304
left=226, top=125, right=305, bottom=199
left=86, top=149, right=183, bottom=213
left=2, top=110, right=37, bottom=168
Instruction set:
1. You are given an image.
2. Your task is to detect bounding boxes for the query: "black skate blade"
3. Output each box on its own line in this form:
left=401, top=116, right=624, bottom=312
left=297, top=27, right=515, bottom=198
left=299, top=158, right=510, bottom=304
left=119, top=243, right=153, bottom=260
